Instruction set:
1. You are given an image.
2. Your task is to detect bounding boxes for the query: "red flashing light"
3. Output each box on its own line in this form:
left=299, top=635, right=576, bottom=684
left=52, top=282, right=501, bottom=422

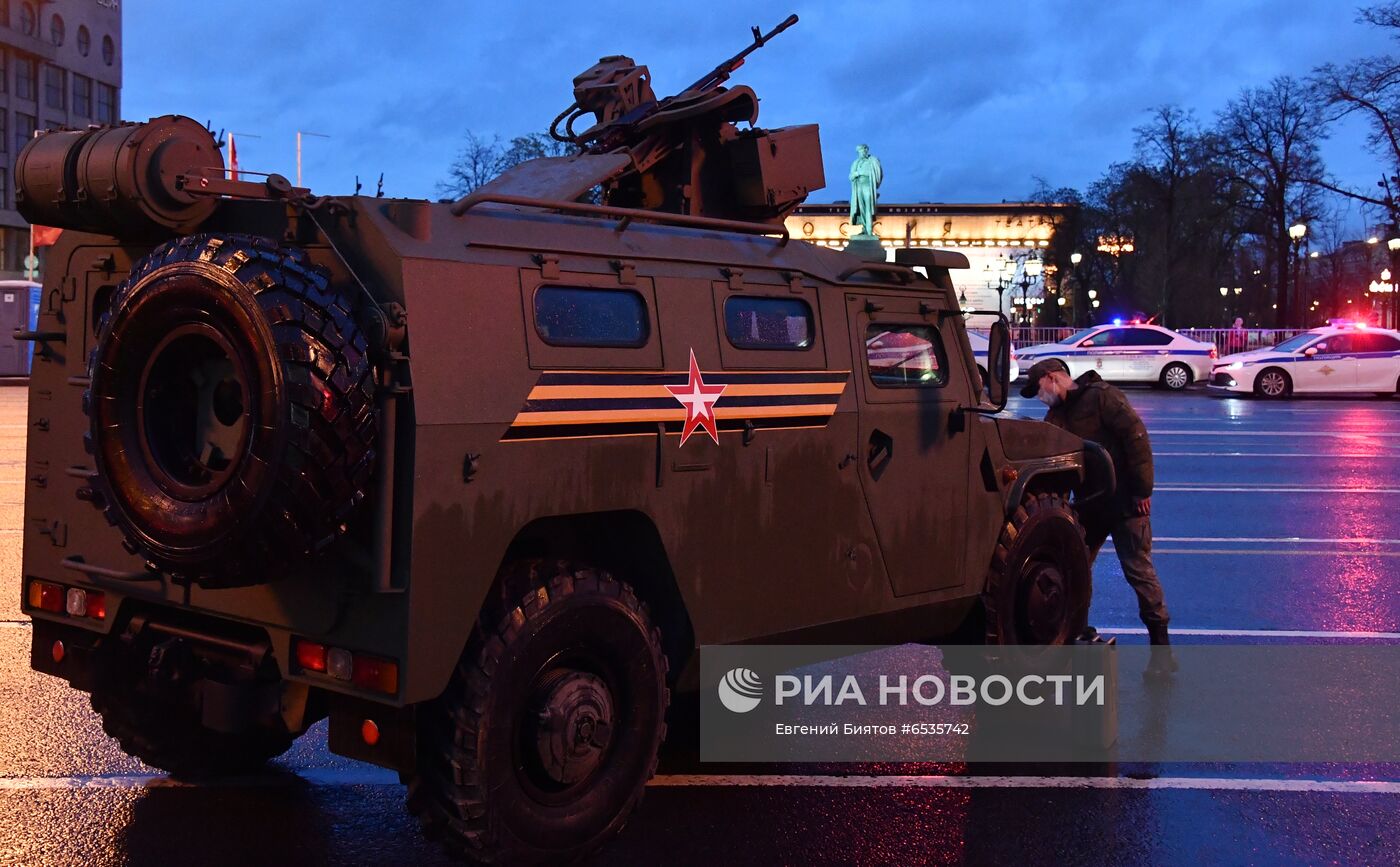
left=295, top=639, right=328, bottom=673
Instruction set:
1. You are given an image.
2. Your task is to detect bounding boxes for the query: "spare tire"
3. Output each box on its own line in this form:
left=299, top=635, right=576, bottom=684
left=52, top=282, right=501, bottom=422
left=85, top=233, right=377, bottom=586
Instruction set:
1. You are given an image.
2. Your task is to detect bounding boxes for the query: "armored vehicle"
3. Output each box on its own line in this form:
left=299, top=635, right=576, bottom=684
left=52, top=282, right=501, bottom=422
left=15, top=17, right=1109, bottom=863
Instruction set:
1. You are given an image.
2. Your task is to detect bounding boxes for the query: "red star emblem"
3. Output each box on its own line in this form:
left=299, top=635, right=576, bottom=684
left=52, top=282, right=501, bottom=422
left=666, top=349, right=727, bottom=446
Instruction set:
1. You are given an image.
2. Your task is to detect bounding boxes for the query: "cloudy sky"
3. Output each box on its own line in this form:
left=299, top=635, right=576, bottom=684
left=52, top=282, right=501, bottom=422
left=126, top=0, right=1392, bottom=230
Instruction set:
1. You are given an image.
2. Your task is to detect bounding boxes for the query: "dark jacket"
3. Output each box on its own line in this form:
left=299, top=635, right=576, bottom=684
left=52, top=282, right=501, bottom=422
left=1044, top=370, right=1153, bottom=514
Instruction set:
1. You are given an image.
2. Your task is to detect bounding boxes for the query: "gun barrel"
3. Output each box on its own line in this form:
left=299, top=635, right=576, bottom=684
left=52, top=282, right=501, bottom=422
left=682, top=13, right=799, bottom=95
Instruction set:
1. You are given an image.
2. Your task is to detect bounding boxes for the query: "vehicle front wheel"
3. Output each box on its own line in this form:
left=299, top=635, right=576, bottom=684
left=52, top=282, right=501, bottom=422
left=982, top=493, right=1091, bottom=645
left=408, top=561, right=669, bottom=865
left=1160, top=362, right=1192, bottom=391
left=1254, top=367, right=1291, bottom=399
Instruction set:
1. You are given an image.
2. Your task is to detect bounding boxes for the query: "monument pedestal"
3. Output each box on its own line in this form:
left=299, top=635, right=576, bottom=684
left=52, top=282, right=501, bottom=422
left=844, top=236, right=886, bottom=262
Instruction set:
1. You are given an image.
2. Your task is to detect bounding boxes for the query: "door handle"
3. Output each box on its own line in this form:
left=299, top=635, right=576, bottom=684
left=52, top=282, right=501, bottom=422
left=867, top=429, right=893, bottom=473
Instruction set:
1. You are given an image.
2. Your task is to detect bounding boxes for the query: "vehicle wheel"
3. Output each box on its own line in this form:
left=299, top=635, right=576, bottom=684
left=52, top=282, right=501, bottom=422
left=89, top=642, right=294, bottom=780
left=408, top=561, right=670, bottom=864
left=85, top=233, right=377, bottom=587
left=1254, top=367, right=1291, bottom=399
left=1159, top=362, right=1192, bottom=391
left=982, top=493, right=1091, bottom=645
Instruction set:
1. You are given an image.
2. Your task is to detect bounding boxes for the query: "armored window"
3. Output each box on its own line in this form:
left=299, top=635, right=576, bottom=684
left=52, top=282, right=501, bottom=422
left=48, top=13, right=62, bottom=46
left=18, top=1, right=33, bottom=35
left=14, top=113, right=35, bottom=156
left=72, top=74, right=91, bottom=117
left=96, top=84, right=115, bottom=123
left=534, top=286, right=649, bottom=348
left=865, top=324, right=947, bottom=388
left=102, top=34, right=114, bottom=66
left=1122, top=328, right=1172, bottom=346
left=77, top=25, right=90, bottom=57
left=724, top=296, right=813, bottom=350
left=16, top=56, right=35, bottom=101
left=43, top=64, right=63, bottom=110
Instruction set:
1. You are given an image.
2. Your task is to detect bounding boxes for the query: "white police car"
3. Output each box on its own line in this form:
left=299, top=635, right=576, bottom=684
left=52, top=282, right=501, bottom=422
left=1210, top=322, right=1400, bottom=398
left=1014, top=322, right=1216, bottom=390
left=967, top=330, right=1020, bottom=384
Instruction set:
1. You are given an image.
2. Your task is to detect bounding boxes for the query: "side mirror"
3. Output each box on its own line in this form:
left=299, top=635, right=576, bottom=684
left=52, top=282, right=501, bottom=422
left=986, top=319, right=1011, bottom=410
left=1304, top=346, right=1319, bottom=356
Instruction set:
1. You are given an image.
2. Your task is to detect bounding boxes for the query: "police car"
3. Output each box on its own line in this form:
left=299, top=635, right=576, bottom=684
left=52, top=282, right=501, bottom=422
left=967, top=330, right=1020, bottom=384
left=1014, top=322, right=1216, bottom=390
left=1210, top=322, right=1400, bottom=398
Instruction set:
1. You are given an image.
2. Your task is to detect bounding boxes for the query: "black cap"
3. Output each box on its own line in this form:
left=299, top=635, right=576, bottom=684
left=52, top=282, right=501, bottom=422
left=1019, top=358, right=1070, bottom=398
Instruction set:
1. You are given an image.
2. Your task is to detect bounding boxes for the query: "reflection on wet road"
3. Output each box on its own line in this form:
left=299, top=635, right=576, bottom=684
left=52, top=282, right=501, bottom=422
left=2, top=386, right=1397, bottom=865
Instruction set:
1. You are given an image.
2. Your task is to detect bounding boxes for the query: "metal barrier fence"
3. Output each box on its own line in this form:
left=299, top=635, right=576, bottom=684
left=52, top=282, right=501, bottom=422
left=968, top=326, right=1312, bottom=356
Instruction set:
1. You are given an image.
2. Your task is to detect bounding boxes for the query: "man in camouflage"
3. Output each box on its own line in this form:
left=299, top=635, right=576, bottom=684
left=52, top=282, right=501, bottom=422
left=1021, top=360, right=1174, bottom=658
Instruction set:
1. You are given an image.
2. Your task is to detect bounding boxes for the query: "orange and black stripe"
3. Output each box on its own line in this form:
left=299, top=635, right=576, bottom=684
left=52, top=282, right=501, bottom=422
left=502, top=370, right=850, bottom=441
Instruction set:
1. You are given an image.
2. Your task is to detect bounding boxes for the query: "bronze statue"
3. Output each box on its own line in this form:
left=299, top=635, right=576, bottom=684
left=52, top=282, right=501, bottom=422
left=848, top=143, right=883, bottom=238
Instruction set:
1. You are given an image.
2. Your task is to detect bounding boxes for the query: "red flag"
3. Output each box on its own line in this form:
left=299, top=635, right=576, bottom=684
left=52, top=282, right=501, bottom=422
left=229, top=133, right=239, bottom=182
left=32, top=225, right=62, bottom=247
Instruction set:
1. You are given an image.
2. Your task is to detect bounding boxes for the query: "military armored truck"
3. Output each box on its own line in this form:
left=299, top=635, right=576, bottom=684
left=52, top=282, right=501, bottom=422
left=15, top=17, right=1110, bottom=864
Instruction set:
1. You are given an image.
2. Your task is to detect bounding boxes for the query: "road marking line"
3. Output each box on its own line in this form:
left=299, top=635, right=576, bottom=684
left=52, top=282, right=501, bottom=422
left=1154, top=536, right=1400, bottom=544
left=1104, top=626, right=1400, bottom=639
left=1151, top=548, right=1400, bottom=557
left=1156, top=485, right=1400, bottom=493
left=0, top=771, right=1395, bottom=795
left=1156, top=452, right=1400, bottom=458
left=1152, top=430, right=1400, bottom=438
left=648, top=775, right=1400, bottom=794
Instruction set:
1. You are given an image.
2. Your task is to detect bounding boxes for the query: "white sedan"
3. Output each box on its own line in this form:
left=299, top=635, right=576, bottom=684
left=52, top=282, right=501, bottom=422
left=1210, top=325, right=1400, bottom=398
left=967, top=330, right=1020, bottom=384
left=1014, top=323, right=1217, bottom=391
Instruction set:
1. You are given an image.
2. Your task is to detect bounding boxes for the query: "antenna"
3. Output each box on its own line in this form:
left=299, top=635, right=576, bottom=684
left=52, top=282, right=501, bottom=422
left=376, top=173, right=384, bottom=198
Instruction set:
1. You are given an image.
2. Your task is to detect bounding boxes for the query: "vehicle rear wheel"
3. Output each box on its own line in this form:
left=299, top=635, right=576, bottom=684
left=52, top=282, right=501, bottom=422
left=1254, top=367, right=1291, bottom=399
left=85, top=233, right=377, bottom=586
left=89, top=639, right=295, bottom=780
left=408, top=561, right=669, bottom=864
left=1160, top=362, right=1192, bottom=391
left=983, top=493, right=1091, bottom=645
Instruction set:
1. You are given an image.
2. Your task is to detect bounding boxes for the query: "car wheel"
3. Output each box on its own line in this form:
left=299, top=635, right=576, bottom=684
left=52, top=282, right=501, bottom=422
left=1160, top=362, right=1192, bottom=391
left=1254, top=367, right=1291, bottom=399
left=408, top=560, right=669, bottom=864
left=983, top=493, right=1091, bottom=645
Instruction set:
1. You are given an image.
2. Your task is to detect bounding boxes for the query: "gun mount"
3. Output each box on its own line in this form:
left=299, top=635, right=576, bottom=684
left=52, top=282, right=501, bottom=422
left=480, top=14, right=823, bottom=225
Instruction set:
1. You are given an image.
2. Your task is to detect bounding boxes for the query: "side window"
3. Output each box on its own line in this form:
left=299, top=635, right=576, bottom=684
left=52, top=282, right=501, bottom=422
left=724, top=296, right=813, bottom=351
left=865, top=324, right=947, bottom=388
left=1082, top=328, right=1123, bottom=347
left=1365, top=334, right=1400, bottom=353
left=533, top=286, right=648, bottom=348
left=1126, top=329, right=1173, bottom=346
left=1314, top=335, right=1351, bottom=355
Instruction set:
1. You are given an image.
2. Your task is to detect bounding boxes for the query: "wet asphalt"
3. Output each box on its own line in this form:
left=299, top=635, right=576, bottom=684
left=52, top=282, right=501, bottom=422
left=1, top=383, right=1398, bottom=866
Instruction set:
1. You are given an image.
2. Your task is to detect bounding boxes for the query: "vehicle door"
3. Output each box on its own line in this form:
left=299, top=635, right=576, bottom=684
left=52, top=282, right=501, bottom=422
left=1078, top=327, right=1129, bottom=379
left=1296, top=334, right=1358, bottom=390
left=1120, top=328, right=1174, bottom=381
left=848, top=294, right=971, bottom=596
left=1352, top=333, right=1400, bottom=391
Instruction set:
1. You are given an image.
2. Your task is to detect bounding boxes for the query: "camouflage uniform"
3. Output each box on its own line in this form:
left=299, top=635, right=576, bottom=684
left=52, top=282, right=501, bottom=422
left=1045, top=370, right=1171, bottom=639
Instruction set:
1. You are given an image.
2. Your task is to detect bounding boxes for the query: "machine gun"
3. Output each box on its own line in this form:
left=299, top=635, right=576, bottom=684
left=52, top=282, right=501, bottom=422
left=530, top=13, right=823, bottom=224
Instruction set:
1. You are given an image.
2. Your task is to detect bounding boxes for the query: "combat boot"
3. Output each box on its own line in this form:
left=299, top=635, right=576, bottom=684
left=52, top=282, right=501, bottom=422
left=1145, top=623, right=1178, bottom=677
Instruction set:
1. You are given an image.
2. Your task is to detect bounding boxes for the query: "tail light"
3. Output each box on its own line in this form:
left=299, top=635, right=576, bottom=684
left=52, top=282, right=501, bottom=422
left=1210, top=346, right=1219, bottom=360
left=27, top=580, right=104, bottom=620
left=293, top=636, right=399, bottom=695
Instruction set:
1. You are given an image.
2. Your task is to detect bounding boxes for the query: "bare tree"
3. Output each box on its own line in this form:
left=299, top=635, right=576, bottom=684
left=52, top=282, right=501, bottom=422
left=438, top=131, right=581, bottom=199
left=1214, top=77, right=1327, bottom=327
left=438, top=131, right=506, bottom=199
left=1311, top=2, right=1400, bottom=211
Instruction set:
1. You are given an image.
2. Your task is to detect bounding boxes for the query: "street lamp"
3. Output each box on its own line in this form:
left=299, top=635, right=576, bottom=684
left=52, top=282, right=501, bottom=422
left=1387, top=238, right=1400, bottom=328
left=1068, top=252, right=1084, bottom=325
left=1020, top=258, right=1043, bottom=326
left=1288, top=222, right=1307, bottom=327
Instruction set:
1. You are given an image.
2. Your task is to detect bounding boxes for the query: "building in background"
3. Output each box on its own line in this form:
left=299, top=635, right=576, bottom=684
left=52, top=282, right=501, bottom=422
left=786, top=202, right=1072, bottom=321
left=0, top=0, right=121, bottom=279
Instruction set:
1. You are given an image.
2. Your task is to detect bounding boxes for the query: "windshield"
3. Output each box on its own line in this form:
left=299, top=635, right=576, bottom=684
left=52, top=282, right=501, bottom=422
left=1272, top=333, right=1317, bottom=352
left=1059, top=327, right=1100, bottom=345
